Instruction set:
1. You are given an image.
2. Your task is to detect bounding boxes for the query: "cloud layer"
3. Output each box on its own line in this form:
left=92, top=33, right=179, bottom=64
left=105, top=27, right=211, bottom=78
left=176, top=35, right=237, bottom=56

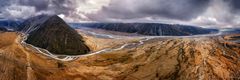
left=88, top=0, right=210, bottom=20
left=0, top=0, right=110, bottom=21
left=0, top=0, right=240, bottom=28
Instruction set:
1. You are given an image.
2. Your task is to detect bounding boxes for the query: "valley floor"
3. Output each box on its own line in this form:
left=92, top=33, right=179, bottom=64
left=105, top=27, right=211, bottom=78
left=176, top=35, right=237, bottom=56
left=0, top=31, right=240, bottom=80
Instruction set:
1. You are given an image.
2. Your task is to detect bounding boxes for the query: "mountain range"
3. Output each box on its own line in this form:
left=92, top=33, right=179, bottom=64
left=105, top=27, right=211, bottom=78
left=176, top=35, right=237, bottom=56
left=76, top=23, right=218, bottom=36
left=0, top=20, right=21, bottom=31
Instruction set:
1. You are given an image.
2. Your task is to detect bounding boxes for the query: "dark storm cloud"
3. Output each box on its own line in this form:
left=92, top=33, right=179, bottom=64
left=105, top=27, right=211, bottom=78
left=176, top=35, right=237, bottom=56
left=0, top=0, right=10, bottom=7
left=224, top=0, right=240, bottom=17
left=0, top=0, right=87, bottom=20
left=18, top=0, right=49, bottom=11
left=1, top=0, right=240, bottom=28
left=137, top=0, right=211, bottom=20
left=225, top=0, right=240, bottom=10
left=88, top=0, right=211, bottom=21
left=190, top=0, right=240, bottom=28
left=18, top=0, right=85, bottom=14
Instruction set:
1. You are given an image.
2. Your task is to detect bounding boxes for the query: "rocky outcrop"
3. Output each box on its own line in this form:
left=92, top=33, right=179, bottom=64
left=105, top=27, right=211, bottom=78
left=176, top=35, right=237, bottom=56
left=20, top=15, right=90, bottom=55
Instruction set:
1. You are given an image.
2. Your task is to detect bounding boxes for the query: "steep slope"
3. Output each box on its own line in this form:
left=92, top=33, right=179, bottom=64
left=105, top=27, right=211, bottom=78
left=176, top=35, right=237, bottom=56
left=20, top=15, right=90, bottom=55
left=0, top=27, right=7, bottom=32
left=18, top=15, right=50, bottom=33
left=79, top=23, right=218, bottom=36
